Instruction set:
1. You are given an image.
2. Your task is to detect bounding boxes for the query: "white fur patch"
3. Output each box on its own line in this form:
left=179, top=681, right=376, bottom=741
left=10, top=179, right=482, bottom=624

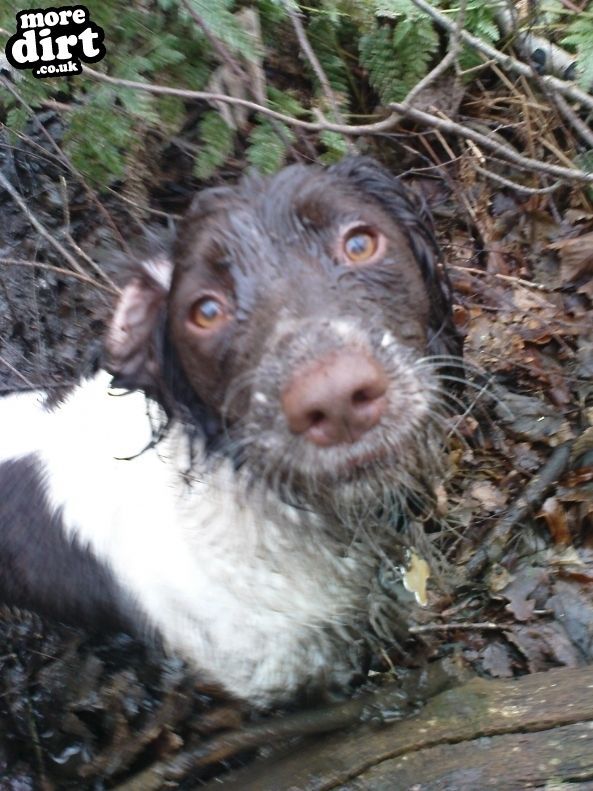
left=252, top=391, right=268, bottom=404
left=330, top=319, right=357, bottom=339
left=142, top=254, right=173, bottom=291
left=1, top=373, right=375, bottom=704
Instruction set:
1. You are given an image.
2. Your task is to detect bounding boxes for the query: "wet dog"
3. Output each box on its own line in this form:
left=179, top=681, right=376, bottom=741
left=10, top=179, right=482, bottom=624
left=0, top=157, right=461, bottom=705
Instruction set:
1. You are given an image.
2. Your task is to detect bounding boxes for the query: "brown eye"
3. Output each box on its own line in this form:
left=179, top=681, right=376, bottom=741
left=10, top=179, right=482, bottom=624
left=343, top=228, right=379, bottom=264
left=190, top=296, right=227, bottom=330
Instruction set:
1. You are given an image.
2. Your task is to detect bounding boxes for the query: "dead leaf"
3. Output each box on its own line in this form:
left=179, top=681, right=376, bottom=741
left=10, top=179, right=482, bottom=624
left=401, top=551, right=431, bottom=607
left=487, top=565, right=513, bottom=593
left=482, top=641, right=514, bottom=678
left=506, top=622, right=582, bottom=671
left=469, top=480, right=507, bottom=512
left=538, top=496, right=571, bottom=546
left=549, top=232, right=593, bottom=285
left=501, top=567, right=550, bottom=622
left=547, top=579, right=593, bottom=659
left=494, top=390, right=566, bottom=443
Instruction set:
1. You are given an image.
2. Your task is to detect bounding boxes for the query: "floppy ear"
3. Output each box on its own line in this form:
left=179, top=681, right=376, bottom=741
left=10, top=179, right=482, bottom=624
left=104, top=255, right=173, bottom=391
left=329, top=156, right=462, bottom=360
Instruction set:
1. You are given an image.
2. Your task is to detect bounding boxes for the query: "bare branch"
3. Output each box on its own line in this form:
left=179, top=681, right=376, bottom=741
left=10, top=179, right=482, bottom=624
left=451, top=265, right=554, bottom=292
left=0, top=76, right=133, bottom=256
left=0, top=170, right=89, bottom=276
left=403, top=0, right=466, bottom=108
left=388, top=102, right=593, bottom=183
left=0, top=257, right=117, bottom=293
left=180, top=0, right=245, bottom=80
left=81, top=66, right=593, bottom=184
left=82, top=66, right=399, bottom=135
left=553, top=92, right=593, bottom=149
left=408, top=0, right=593, bottom=113
left=58, top=176, right=120, bottom=292
left=474, top=166, right=562, bottom=195
left=286, top=5, right=345, bottom=125
left=410, top=621, right=502, bottom=633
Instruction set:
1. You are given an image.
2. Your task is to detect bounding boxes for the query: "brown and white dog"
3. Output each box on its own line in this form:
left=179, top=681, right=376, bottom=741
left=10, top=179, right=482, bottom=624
left=0, top=157, right=461, bottom=706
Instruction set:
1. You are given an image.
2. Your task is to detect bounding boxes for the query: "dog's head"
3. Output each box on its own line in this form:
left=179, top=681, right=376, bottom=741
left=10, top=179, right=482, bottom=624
left=105, top=157, right=461, bottom=508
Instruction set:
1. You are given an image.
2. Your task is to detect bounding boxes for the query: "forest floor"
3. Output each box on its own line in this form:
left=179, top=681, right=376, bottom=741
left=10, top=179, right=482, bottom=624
left=1, top=73, right=593, bottom=790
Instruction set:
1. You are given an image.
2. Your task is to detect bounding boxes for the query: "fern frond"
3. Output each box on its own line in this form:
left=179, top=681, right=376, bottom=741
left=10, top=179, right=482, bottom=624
left=561, top=13, right=593, bottom=89
left=307, top=14, right=353, bottom=103
left=194, top=112, right=236, bottom=180
left=246, top=118, right=295, bottom=174
left=318, top=130, right=349, bottom=164
left=373, top=0, right=422, bottom=21
left=267, top=86, right=308, bottom=118
left=184, top=0, right=258, bottom=61
left=360, top=16, right=438, bottom=104
left=457, top=1, right=500, bottom=72
left=64, top=101, right=135, bottom=185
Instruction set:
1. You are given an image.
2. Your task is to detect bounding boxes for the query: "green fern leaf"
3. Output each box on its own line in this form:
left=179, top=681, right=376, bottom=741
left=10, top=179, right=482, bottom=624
left=156, top=95, right=186, bottom=130
left=185, top=0, right=258, bottom=61
left=267, top=86, right=308, bottom=118
left=193, top=112, right=235, bottom=180
left=360, top=16, right=438, bottom=104
left=246, top=118, right=295, bottom=174
left=458, top=1, right=501, bottom=72
left=65, top=103, right=135, bottom=185
left=307, top=14, right=353, bottom=103
left=5, top=107, right=29, bottom=140
left=318, top=130, right=349, bottom=164
left=373, top=0, right=421, bottom=20
left=561, top=14, right=593, bottom=89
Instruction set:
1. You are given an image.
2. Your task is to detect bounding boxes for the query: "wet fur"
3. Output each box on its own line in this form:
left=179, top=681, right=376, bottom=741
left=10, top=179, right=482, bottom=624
left=0, top=157, right=461, bottom=705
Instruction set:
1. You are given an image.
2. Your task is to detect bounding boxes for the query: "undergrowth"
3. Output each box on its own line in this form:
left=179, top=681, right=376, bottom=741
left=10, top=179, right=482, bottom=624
left=1, top=0, right=592, bottom=191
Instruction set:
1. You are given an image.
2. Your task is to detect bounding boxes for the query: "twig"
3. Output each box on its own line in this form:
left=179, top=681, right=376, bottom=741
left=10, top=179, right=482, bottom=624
left=552, top=92, right=593, bottom=149
left=410, top=621, right=502, bottom=633
left=451, top=265, right=553, bottom=292
left=0, top=169, right=89, bottom=276
left=0, top=257, right=117, bottom=292
left=180, top=0, right=246, bottom=81
left=388, top=102, right=593, bottom=183
left=408, top=0, right=593, bottom=113
left=474, top=166, right=561, bottom=195
left=495, top=14, right=593, bottom=162
left=466, top=441, right=574, bottom=578
left=81, top=67, right=593, bottom=185
left=403, top=0, right=466, bottom=108
left=82, top=65, right=399, bottom=135
left=286, top=5, right=346, bottom=127
left=58, top=176, right=120, bottom=293
left=113, top=684, right=412, bottom=791
left=405, top=50, right=458, bottom=110
left=0, top=76, right=132, bottom=256
left=105, top=186, right=182, bottom=220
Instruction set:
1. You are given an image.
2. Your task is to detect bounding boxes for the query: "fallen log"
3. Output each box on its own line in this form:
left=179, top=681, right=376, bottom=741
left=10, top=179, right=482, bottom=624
left=217, top=666, right=593, bottom=790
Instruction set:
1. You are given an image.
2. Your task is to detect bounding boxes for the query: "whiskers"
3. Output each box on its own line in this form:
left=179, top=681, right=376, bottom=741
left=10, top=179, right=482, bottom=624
left=413, top=354, right=503, bottom=440
left=158, top=346, right=481, bottom=578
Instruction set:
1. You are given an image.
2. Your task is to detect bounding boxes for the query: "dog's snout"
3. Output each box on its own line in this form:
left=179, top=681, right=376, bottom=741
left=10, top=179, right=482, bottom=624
left=281, top=352, right=388, bottom=447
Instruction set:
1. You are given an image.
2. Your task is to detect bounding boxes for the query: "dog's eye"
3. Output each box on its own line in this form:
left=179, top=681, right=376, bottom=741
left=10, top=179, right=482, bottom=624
left=190, top=296, right=227, bottom=330
left=343, top=228, right=379, bottom=264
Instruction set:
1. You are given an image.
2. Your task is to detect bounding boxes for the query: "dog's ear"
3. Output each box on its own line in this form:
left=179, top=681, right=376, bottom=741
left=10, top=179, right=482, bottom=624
left=104, top=255, right=173, bottom=391
left=329, top=156, right=462, bottom=360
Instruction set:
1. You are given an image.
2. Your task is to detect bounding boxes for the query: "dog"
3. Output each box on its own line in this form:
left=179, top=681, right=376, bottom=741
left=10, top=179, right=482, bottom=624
left=0, top=156, right=461, bottom=706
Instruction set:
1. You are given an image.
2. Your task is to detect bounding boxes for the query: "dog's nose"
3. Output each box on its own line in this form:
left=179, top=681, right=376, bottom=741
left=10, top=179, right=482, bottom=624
left=281, top=351, right=388, bottom=447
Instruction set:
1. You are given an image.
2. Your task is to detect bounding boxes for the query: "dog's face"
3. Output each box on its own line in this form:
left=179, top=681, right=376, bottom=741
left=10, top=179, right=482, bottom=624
left=106, top=157, right=461, bottom=506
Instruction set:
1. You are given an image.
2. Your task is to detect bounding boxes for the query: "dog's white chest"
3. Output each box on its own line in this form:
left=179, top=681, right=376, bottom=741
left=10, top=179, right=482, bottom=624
left=9, top=374, right=374, bottom=703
